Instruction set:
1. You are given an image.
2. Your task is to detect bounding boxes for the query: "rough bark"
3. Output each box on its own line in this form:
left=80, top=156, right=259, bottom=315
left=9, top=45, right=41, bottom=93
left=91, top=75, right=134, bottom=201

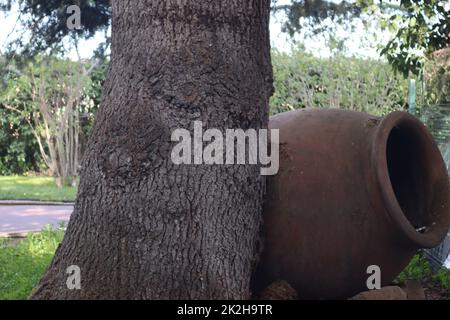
left=31, top=0, right=273, bottom=299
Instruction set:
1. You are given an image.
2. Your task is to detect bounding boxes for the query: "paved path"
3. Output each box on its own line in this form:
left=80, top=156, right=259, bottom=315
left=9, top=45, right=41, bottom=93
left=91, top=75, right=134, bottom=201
left=0, top=205, right=73, bottom=237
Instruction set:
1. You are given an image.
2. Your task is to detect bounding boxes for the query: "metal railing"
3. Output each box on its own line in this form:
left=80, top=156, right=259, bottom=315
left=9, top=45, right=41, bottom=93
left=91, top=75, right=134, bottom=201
left=419, top=103, right=450, bottom=270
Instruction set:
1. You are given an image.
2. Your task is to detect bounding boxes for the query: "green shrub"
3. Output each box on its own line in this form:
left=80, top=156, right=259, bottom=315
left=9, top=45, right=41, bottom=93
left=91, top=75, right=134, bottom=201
left=422, top=49, right=450, bottom=106
left=0, top=108, right=45, bottom=175
left=270, top=50, right=409, bottom=116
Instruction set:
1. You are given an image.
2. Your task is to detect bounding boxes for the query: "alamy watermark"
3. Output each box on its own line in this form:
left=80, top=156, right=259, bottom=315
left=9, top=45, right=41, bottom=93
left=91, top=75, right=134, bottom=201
left=66, top=5, right=81, bottom=30
left=171, top=121, right=279, bottom=176
left=366, top=265, right=381, bottom=290
left=66, top=265, right=81, bottom=290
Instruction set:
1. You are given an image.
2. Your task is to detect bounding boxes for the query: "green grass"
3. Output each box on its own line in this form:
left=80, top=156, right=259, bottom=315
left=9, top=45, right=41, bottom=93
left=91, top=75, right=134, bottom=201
left=434, top=268, right=450, bottom=291
left=397, top=254, right=433, bottom=283
left=0, top=224, right=65, bottom=299
left=397, top=253, right=450, bottom=292
left=0, top=176, right=76, bottom=202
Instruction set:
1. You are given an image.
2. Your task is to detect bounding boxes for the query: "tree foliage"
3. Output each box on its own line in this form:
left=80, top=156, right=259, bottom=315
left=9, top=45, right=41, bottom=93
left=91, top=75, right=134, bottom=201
left=2, top=0, right=447, bottom=75
left=272, top=0, right=362, bottom=36
left=374, top=0, right=450, bottom=76
left=272, top=0, right=449, bottom=76
left=0, top=0, right=110, bottom=57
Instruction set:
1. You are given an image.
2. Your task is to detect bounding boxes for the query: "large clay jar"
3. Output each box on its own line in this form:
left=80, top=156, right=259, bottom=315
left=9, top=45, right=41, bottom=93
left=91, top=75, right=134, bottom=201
left=254, top=108, right=450, bottom=299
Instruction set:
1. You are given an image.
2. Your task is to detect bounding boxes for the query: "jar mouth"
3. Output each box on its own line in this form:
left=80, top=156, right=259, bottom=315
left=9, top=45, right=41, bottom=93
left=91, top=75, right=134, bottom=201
left=373, top=111, right=450, bottom=248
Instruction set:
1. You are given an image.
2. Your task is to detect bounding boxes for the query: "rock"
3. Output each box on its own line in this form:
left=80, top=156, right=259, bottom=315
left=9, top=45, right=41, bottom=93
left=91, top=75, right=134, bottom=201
left=350, top=286, right=407, bottom=300
left=259, top=280, right=298, bottom=300
left=402, top=280, right=426, bottom=300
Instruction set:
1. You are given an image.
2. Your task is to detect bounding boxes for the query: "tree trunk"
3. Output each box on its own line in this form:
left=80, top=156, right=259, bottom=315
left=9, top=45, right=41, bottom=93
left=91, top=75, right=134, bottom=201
left=31, top=0, right=273, bottom=299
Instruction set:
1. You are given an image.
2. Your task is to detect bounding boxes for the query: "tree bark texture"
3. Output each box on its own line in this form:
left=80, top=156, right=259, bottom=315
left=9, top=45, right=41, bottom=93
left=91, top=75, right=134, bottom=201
left=31, top=0, right=273, bottom=299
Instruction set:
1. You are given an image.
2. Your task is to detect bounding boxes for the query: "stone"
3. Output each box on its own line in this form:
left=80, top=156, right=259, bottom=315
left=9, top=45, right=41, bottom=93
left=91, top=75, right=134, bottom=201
left=259, top=280, right=298, bottom=300
left=402, top=280, right=426, bottom=300
left=350, top=286, right=407, bottom=300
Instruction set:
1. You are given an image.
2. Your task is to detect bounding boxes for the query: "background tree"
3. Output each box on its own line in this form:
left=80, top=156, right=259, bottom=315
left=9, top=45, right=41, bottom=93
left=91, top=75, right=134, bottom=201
left=2, top=56, right=96, bottom=187
left=0, top=54, right=106, bottom=177
left=0, top=0, right=110, bottom=57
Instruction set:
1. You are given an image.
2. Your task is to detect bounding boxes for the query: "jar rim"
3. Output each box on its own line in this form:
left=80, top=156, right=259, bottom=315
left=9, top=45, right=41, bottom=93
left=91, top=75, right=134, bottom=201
left=372, top=111, right=450, bottom=248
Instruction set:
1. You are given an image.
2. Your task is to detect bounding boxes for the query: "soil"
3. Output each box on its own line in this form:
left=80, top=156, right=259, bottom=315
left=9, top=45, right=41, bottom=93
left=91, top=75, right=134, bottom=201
left=423, top=281, right=450, bottom=300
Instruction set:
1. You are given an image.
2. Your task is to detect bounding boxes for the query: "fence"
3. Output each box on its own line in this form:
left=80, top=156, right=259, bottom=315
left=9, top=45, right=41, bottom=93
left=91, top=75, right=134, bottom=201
left=419, top=104, right=450, bottom=270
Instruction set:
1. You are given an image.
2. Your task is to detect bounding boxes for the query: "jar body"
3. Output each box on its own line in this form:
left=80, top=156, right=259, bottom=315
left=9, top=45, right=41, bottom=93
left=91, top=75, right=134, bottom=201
left=255, top=108, right=450, bottom=299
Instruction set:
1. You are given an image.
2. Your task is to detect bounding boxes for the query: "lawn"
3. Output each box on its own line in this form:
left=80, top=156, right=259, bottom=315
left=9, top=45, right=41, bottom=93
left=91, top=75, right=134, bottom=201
left=0, top=225, right=65, bottom=299
left=0, top=176, right=76, bottom=202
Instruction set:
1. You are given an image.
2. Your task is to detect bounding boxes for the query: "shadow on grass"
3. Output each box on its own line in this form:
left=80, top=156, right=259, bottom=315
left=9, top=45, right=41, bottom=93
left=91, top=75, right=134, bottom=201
left=0, top=223, right=65, bottom=300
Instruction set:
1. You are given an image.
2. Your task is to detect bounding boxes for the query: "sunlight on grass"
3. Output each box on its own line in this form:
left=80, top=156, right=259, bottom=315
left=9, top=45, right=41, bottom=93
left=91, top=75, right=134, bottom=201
left=0, top=176, right=76, bottom=202
left=0, top=224, right=65, bottom=300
